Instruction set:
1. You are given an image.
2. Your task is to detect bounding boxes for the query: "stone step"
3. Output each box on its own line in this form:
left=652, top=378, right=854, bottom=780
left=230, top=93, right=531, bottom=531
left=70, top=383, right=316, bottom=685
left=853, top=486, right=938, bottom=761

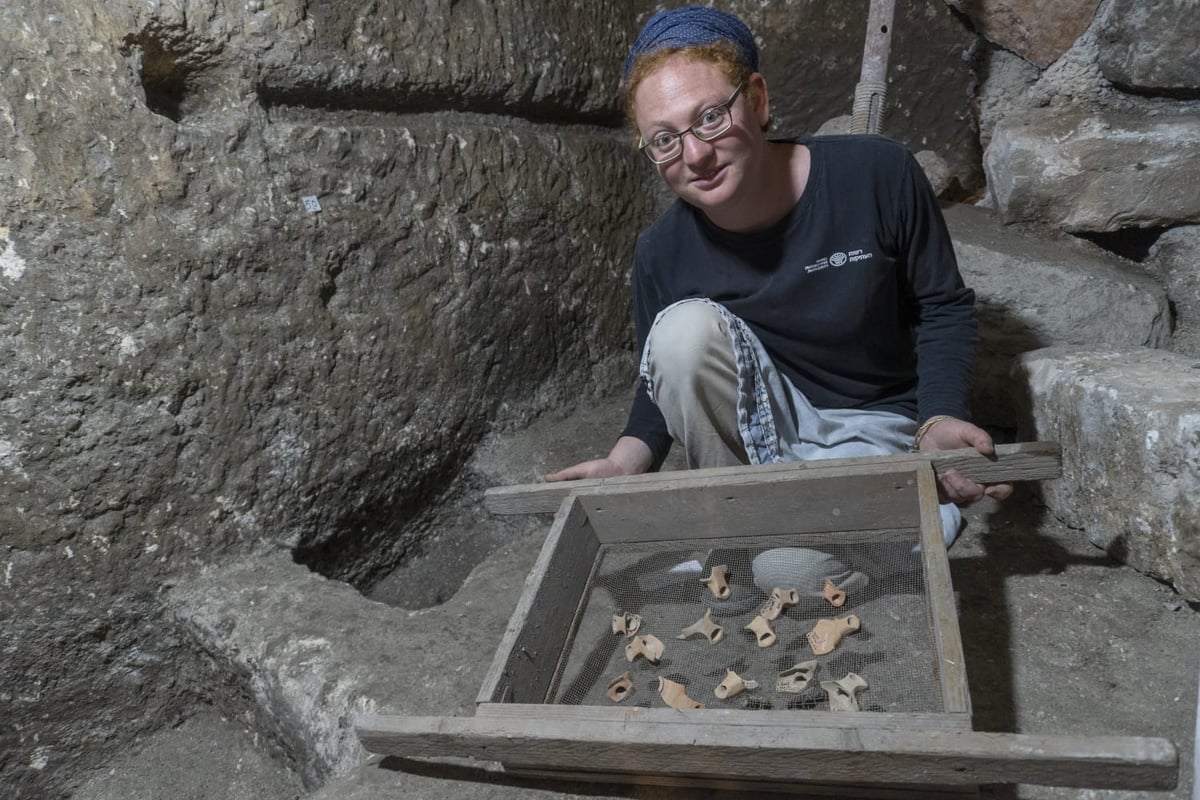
left=1014, top=346, right=1200, bottom=600
left=949, top=208, right=1198, bottom=597
left=945, top=202, right=1170, bottom=426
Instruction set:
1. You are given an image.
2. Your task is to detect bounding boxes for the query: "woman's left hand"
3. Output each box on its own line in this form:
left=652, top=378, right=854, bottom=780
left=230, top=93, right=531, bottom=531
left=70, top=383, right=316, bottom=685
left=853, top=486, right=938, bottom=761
left=917, top=416, right=1014, bottom=505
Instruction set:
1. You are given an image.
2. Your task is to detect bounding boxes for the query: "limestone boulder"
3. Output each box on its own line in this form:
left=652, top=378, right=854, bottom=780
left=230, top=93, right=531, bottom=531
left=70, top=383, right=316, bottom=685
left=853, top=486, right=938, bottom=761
left=1147, top=226, right=1200, bottom=358
left=2, top=119, right=650, bottom=579
left=985, top=110, right=1200, bottom=232
left=944, top=204, right=1170, bottom=425
left=1096, top=0, right=1200, bottom=93
left=1013, top=347, right=1200, bottom=600
left=944, top=0, right=1100, bottom=68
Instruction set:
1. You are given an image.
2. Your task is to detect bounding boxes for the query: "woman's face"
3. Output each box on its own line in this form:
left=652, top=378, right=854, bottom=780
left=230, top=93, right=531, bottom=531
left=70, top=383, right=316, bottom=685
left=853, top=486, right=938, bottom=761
left=633, top=56, right=768, bottom=216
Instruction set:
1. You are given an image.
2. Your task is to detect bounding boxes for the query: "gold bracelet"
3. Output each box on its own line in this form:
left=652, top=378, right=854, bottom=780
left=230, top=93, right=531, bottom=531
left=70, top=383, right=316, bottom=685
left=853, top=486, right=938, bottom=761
left=913, top=414, right=953, bottom=450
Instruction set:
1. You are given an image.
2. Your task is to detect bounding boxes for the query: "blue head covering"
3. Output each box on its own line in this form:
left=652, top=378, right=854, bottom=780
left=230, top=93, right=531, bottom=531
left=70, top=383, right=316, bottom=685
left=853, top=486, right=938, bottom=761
left=623, top=6, right=758, bottom=82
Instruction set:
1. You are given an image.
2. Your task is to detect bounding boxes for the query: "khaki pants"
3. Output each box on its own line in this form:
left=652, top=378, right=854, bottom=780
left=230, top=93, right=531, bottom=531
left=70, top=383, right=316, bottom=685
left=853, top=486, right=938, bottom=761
left=640, top=298, right=916, bottom=467
left=640, top=299, right=748, bottom=469
left=639, top=298, right=965, bottom=547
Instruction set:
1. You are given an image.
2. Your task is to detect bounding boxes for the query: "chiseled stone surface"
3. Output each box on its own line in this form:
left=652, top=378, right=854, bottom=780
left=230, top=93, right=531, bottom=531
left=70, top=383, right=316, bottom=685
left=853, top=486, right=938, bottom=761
left=1014, top=346, right=1200, bottom=600
left=944, top=203, right=1170, bottom=425
left=1097, top=0, right=1200, bottom=92
left=945, top=0, right=1100, bottom=68
left=0, top=2, right=650, bottom=797
left=4, top=117, right=650, bottom=573
left=260, top=0, right=635, bottom=121
left=985, top=110, right=1200, bottom=232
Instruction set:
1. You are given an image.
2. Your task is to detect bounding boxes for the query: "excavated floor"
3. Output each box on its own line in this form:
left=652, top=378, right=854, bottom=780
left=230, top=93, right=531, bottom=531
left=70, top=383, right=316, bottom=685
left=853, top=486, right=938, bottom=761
left=70, top=390, right=1198, bottom=800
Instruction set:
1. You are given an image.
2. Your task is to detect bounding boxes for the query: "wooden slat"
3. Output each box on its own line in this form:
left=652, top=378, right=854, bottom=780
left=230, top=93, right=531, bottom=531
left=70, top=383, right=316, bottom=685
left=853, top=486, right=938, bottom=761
left=581, top=469, right=921, bottom=543
left=372, top=754, right=979, bottom=799
left=503, top=765, right=980, bottom=799
left=475, top=498, right=598, bottom=704
left=590, top=525, right=927, bottom=548
left=355, top=712, right=1178, bottom=790
left=485, top=441, right=1061, bottom=515
left=476, top=702, right=972, bottom=732
left=916, top=464, right=971, bottom=714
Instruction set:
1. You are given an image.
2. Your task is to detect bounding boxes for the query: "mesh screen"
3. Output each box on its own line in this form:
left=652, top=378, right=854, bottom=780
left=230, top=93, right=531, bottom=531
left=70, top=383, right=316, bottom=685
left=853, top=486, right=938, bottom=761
left=552, top=532, right=943, bottom=713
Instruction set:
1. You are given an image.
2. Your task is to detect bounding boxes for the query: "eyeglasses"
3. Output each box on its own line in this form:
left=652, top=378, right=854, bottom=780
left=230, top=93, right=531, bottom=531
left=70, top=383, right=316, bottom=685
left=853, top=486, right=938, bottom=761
left=638, top=83, right=744, bottom=165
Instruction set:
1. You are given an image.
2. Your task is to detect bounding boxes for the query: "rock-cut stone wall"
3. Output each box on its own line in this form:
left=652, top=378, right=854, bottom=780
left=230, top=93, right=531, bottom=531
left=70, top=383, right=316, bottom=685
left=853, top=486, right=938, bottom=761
left=963, top=0, right=1200, bottom=601
left=0, top=1, right=651, bottom=796
left=974, top=0, right=1200, bottom=233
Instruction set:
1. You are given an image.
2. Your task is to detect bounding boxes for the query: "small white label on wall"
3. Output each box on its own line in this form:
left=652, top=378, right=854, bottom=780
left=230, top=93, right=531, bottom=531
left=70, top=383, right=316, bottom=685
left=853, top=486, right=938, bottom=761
left=301, top=195, right=322, bottom=213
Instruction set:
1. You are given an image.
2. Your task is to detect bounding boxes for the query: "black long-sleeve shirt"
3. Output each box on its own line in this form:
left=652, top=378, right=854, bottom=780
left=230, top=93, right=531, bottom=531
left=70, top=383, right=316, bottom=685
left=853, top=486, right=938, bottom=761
left=621, top=134, right=977, bottom=468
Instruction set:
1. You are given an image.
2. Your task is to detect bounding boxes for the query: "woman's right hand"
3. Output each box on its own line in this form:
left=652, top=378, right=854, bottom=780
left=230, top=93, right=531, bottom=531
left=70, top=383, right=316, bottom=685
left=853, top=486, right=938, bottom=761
left=545, top=436, right=654, bottom=482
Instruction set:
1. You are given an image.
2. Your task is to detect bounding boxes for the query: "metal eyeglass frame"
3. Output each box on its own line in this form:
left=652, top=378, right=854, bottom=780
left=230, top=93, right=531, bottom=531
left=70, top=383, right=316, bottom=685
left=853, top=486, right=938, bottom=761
left=638, top=82, right=745, bottom=166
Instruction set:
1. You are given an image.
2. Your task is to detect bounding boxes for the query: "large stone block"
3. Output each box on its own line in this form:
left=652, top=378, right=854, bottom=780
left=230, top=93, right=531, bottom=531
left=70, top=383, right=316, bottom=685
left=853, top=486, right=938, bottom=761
left=944, top=0, right=1100, bottom=68
left=1097, top=0, right=1200, bottom=92
left=985, top=110, right=1200, bottom=232
left=0, top=3, right=183, bottom=219
left=944, top=204, right=1170, bottom=425
left=260, top=0, right=636, bottom=120
left=1013, top=347, right=1200, bottom=600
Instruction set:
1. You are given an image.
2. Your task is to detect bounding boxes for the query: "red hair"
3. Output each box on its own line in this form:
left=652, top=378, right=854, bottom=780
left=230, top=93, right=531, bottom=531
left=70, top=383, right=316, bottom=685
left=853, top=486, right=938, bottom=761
left=620, top=40, right=767, bottom=136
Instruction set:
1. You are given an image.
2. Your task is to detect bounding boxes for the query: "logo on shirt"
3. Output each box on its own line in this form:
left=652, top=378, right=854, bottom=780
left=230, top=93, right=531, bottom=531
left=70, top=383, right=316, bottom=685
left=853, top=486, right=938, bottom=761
left=804, top=248, right=874, bottom=273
